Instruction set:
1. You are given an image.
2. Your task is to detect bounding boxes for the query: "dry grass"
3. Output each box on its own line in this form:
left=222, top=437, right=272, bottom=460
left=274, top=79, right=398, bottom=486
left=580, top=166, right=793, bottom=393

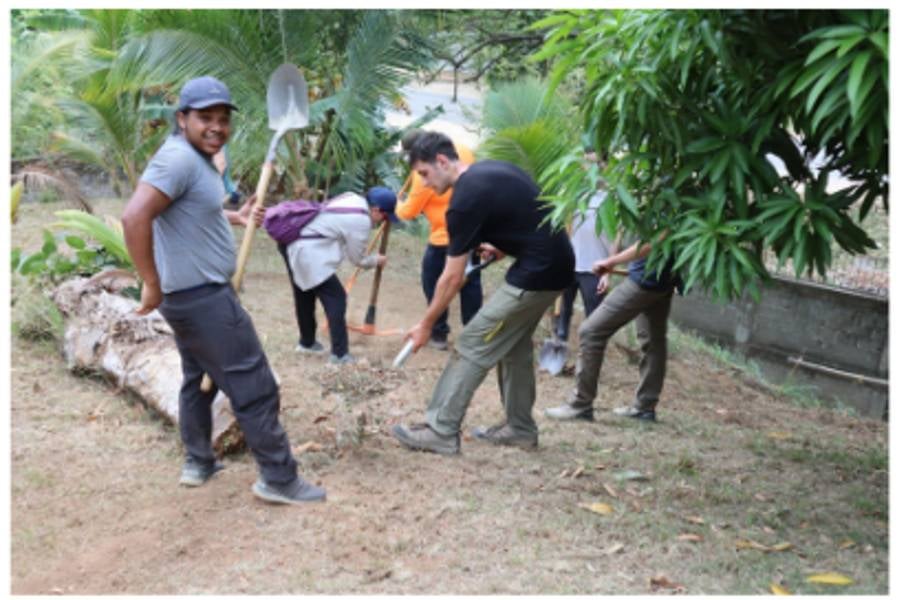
left=10, top=198, right=888, bottom=594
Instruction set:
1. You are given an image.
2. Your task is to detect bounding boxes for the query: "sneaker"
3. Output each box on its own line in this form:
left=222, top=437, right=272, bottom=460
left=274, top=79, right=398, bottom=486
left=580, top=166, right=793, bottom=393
left=252, top=477, right=326, bottom=505
left=612, top=405, right=657, bottom=422
left=179, top=458, right=225, bottom=487
left=427, top=337, right=449, bottom=351
left=471, top=423, right=538, bottom=449
left=295, top=341, right=325, bottom=354
left=544, top=404, right=594, bottom=422
left=328, top=353, right=356, bottom=365
left=391, top=422, right=460, bottom=455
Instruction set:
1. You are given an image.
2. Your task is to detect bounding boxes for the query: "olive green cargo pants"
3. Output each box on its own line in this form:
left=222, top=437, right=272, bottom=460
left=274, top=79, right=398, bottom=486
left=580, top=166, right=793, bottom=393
left=425, top=282, right=560, bottom=437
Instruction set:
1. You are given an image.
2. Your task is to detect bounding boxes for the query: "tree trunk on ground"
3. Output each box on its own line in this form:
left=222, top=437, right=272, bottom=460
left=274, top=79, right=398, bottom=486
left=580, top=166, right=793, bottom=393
left=51, top=272, right=244, bottom=454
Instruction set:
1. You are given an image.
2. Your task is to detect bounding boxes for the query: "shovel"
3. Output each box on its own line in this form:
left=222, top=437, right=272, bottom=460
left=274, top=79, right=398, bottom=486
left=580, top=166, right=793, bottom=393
left=538, top=296, right=568, bottom=376
left=201, top=63, right=309, bottom=392
left=392, top=253, right=496, bottom=369
left=538, top=268, right=631, bottom=376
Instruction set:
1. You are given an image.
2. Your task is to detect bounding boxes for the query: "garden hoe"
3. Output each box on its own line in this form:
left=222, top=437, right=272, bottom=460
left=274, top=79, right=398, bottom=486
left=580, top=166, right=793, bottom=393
left=347, top=218, right=403, bottom=336
left=201, top=63, right=309, bottom=392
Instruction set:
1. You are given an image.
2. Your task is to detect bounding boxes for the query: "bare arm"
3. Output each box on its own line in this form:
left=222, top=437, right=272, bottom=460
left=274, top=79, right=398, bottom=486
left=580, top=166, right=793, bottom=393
left=405, top=253, right=468, bottom=351
left=122, top=182, right=171, bottom=314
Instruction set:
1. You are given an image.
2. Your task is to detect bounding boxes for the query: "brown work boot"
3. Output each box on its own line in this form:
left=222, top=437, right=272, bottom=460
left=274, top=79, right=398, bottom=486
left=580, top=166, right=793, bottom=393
left=391, top=422, right=460, bottom=455
left=471, top=423, right=538, bottom=449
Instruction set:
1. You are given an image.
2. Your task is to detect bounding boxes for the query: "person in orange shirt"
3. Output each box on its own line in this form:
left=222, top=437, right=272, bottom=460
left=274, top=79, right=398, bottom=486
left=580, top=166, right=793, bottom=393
left=397, top=129, right=482, bottom=350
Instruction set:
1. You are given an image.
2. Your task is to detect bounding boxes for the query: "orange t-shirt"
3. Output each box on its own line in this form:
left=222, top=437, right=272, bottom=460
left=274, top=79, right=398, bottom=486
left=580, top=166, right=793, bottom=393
left=395, top=143, right=475, bottom=246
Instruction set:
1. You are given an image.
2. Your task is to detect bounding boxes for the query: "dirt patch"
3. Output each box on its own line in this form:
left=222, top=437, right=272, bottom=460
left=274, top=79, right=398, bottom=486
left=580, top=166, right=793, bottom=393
left=10, top=199, right=888, bottom=594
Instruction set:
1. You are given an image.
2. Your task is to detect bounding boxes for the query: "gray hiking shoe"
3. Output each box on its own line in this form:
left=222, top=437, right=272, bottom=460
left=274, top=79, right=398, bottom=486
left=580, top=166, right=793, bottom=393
left=252, top=477, right=326, bottom=505
left=612, top=405, right=657, bottom=422
left=391, top=422, right=460, bottom=455
left=179, top=458, right=225, bottom=487
left=471, top=423, right=538, bottom=449
left=328, top=353, right=356, bottom=365
left=544, top=404, right=594, bottom=422
left=295, top=341, right=325, bottom=354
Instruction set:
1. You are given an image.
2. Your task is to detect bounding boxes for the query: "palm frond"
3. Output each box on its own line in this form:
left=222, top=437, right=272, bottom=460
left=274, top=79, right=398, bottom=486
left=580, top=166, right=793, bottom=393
left=12, top=166, right=92, bottom=212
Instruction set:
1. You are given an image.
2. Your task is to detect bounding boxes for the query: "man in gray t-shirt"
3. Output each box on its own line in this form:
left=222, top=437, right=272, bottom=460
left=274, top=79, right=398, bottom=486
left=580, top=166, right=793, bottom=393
left=122, top=75, right=325, bottom=505
left=141, top=133, right=235, bottom=294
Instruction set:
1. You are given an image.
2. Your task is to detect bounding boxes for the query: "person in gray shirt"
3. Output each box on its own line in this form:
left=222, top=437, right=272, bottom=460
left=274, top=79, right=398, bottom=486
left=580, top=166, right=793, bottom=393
left=122, top=75, right=325, bottom=505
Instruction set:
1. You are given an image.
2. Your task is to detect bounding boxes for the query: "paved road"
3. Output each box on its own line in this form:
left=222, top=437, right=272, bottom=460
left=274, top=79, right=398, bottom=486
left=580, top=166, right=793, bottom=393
left=384, top=81, right=483, bottom=148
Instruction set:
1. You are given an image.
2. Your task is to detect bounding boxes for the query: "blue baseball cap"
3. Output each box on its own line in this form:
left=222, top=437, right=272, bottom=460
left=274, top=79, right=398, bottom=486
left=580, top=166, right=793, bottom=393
left=178, top=76, right=238, bottom=112
left=365, top=187, right=399, bottom=222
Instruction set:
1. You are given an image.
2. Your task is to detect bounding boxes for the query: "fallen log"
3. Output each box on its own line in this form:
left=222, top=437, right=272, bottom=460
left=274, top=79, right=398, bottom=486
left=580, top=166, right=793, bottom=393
left=51, top=271, right=244, bottom=454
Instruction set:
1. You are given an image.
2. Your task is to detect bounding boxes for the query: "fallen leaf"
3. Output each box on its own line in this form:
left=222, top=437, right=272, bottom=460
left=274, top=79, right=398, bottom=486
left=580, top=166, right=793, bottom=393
left=293, top=441, right=323, bottom=454
left=594, top=463, right=607, bottom=471
left=770, top=542, right=793, bottom=552
left=558, top=468, right=570, bottom=479
left=605, top=543, right=625, bottom=555
left=579, top=502, right=614, bottom=515
left=754, top=493, right=771, bottom=502
left=683, top=515, right=705, bottom=525
left=571, top=466, right=585, bottom=479
left=838, top=539, right=856, bottom=550
left=770, top=582, right=792, bottom=595
left=649, top=575, right=685, bottom=592
left=806, top=572, right=853, bottom=585
left=677, top=533, right=703, bottom=543
left=715, top=408, right=728, bottom=415
left=363, top=568, right=392, bottom=584
left=736, top=539, right=771, bottom=552
left=767, top=431, right=792, bottom=440
left=629, top=499, right=642, bottom=512
left=602, top=483, right=619, bottom=499
left=614, top=469, right=649, bottom=482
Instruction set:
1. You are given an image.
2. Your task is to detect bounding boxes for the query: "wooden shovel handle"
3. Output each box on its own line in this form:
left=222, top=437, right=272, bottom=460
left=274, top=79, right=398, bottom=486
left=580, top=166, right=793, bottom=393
left=363, top=220, right=391, bottom=326
left=345, top=220, right=386, bottom=294
left=232, top=161, right=274, bottom=289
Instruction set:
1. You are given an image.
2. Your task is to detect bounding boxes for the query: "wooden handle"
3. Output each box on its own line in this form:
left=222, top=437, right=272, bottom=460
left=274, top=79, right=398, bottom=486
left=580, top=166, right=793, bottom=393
left=363, top=220, right=391, bottom=326
left=345, top=220, right=386, bottom=294
left=232, top=161, right=274, bottom=290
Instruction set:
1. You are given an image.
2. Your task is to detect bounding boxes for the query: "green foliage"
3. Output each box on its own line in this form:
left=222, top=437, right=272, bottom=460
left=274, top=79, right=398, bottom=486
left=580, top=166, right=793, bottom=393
left=12, top=9, right=437, bottom=201
left=51, top=210, right=132, bottom=266
left=535, top=9, right=886, bottom=300
left=478, top=77, right=580, bottom=215
left=11, top=183, right=24, bottom=222
left=10, top=275, right=65, bottom=342
left=13, top=211, right=133, bottom=285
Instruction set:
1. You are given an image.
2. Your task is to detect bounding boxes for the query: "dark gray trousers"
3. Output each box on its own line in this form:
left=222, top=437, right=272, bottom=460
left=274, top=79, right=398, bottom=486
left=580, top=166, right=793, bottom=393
left=159, top=284, right=298, bottom=485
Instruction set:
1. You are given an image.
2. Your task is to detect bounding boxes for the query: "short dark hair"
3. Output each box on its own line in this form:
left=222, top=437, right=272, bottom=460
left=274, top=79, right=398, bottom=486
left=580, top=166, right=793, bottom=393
left=407, top=131, right=458, bottom=167
left=400, top=128, right=425, bottom=151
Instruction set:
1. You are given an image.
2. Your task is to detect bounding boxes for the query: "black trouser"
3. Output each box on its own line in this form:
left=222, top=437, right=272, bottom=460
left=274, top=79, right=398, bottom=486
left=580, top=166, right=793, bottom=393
left=555, top=272, right=605, bottom=341
left=159, top=284, right=298, bottom=485
left=277, top=244, right=349, bottom=357
left=421, top=244, right=483, bottom=341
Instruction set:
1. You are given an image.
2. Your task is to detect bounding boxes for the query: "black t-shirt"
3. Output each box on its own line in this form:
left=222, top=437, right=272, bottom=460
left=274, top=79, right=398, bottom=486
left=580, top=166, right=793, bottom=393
left=446, top=160, right=575, bottom=291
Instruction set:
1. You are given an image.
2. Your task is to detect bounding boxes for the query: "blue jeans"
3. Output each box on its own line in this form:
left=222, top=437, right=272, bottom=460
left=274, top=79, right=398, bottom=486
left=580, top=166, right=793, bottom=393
left=421, top=244, right=483, bottom=341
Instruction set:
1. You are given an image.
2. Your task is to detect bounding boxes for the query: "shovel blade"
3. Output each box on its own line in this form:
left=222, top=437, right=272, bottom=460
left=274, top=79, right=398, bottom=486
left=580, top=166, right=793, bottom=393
left=267, top=63, right=309, bottom=131
left=538, top=338, right=568, bottom=376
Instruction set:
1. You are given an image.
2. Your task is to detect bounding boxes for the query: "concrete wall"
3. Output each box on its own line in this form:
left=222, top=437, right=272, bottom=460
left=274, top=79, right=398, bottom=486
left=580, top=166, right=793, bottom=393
left=669, top=276, right=888, bottom=419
